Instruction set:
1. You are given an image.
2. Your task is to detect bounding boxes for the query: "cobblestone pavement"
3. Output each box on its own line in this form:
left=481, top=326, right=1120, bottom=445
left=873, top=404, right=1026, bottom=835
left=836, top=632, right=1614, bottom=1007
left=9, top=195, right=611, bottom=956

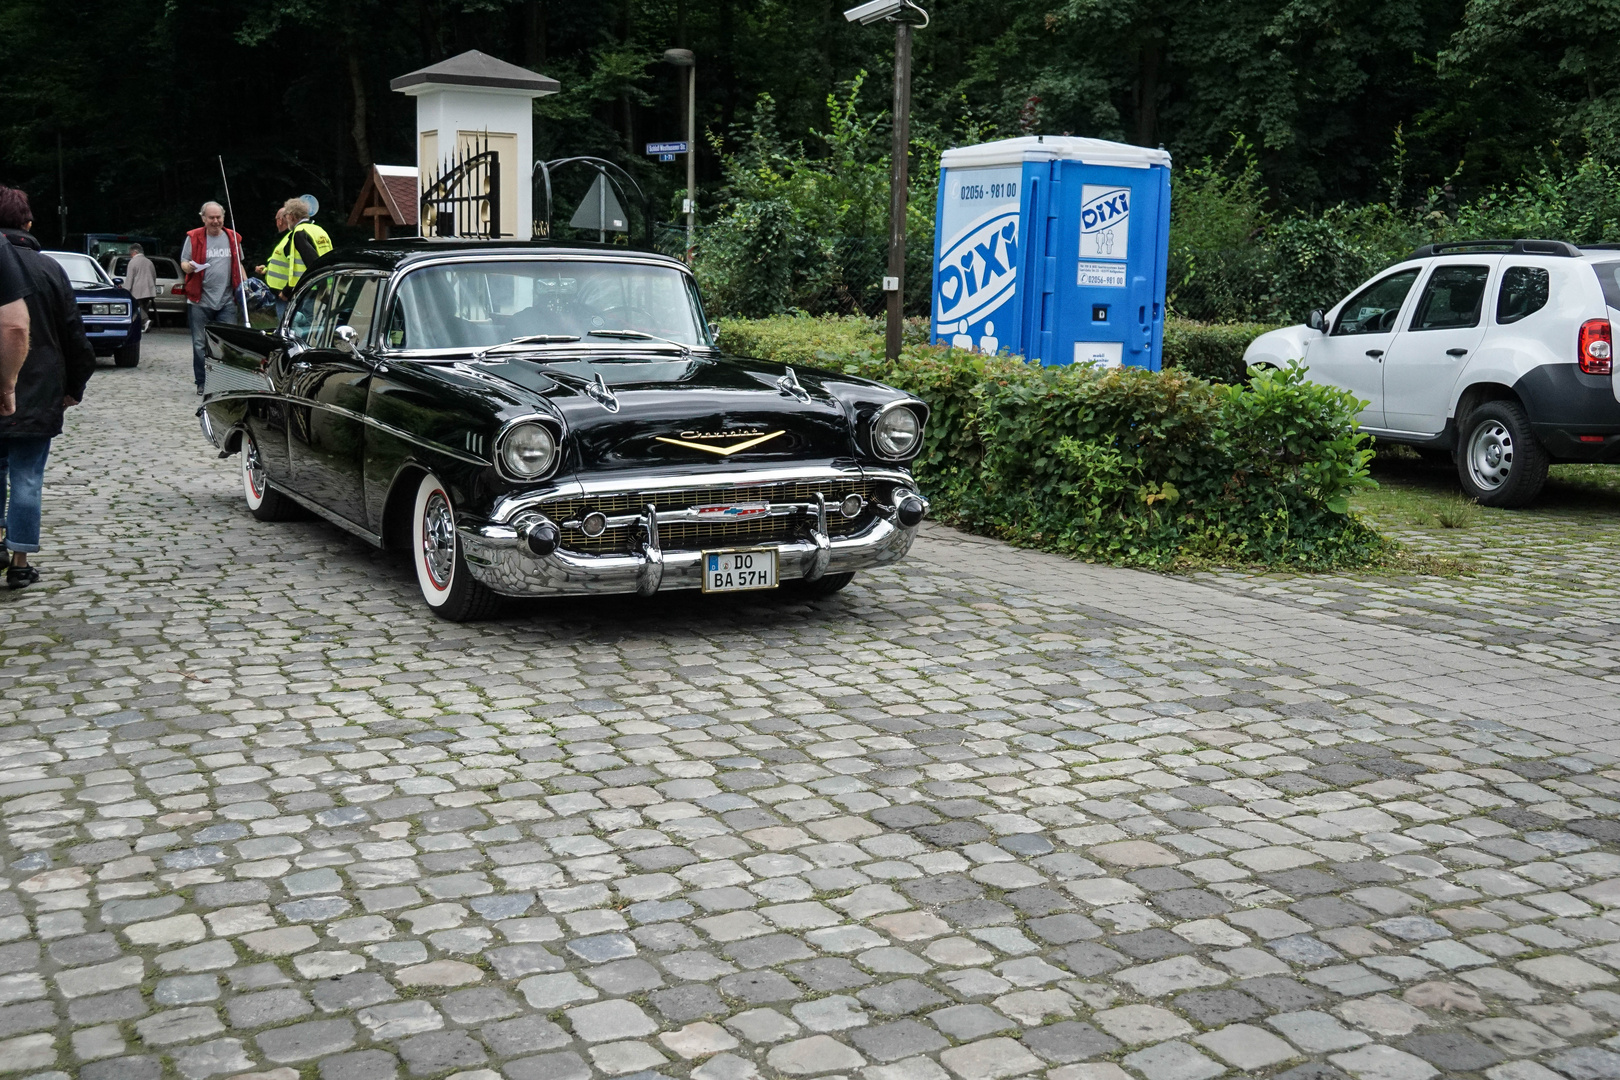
left=1194, top=469, right=1620, bottom=685
left=4, top=331, right=1620, bottom=1080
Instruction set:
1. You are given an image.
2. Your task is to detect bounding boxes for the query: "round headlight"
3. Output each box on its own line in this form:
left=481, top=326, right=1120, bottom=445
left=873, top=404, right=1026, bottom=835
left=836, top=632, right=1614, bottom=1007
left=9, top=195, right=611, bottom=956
left=873, top=405, right=922, bottom=459
left=500, top=422, right=557, bottom=479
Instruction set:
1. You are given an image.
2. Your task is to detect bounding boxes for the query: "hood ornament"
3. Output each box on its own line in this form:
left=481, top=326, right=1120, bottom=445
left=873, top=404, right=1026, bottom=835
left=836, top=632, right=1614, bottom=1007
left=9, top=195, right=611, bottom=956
left=777, top=366, right=811, bottom=402
left=586, top=371, right=620, bottom=412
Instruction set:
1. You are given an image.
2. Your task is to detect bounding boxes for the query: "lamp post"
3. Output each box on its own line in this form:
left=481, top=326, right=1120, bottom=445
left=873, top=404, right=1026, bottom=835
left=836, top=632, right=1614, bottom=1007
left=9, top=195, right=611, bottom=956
left=664, top=48, right=696, bottom=264
left=845, top=0, right=929, bottom=361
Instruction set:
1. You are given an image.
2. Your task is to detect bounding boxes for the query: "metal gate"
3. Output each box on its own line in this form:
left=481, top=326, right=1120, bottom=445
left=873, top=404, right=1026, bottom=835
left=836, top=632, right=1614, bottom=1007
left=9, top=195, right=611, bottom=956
left=420, top=134, right=500, bottom=239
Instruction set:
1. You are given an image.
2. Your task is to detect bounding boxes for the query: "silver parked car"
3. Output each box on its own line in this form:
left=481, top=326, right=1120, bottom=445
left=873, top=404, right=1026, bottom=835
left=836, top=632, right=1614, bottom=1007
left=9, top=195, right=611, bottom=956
left=102, top=253, right=185, bottom=324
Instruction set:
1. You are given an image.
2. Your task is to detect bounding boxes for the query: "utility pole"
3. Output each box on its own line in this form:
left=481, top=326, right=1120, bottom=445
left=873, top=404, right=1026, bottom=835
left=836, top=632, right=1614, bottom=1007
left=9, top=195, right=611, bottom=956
left=664, top=48, right=697, bottom=265
left=845, top=0, right=929, bottom=361
left=57, top=135, right=67, bottom=246
left=886, top=22, right=911, bottom=362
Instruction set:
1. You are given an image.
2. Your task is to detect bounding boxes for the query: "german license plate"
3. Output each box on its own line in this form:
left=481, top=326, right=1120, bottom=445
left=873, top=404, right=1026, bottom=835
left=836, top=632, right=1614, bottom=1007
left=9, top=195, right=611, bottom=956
left=702, top=548, right=777, bottom=593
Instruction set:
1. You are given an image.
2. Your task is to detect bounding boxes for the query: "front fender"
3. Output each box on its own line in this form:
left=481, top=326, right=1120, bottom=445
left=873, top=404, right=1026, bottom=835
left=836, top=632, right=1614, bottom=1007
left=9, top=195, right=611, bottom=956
left=1243, top=325, right=1319, bottom=369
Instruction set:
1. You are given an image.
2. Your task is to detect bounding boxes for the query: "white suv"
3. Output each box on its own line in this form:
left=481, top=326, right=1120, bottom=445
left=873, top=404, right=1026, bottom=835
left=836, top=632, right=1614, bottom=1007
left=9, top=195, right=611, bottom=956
left=1244, top=240, right=1620, bottom=507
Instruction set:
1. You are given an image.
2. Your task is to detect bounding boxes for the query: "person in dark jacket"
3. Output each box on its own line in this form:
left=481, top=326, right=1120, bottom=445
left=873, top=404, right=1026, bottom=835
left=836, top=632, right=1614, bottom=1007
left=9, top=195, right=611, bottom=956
left=0, top=186, right=94, bottom=589
left=0, top=238, right=29, bottom=416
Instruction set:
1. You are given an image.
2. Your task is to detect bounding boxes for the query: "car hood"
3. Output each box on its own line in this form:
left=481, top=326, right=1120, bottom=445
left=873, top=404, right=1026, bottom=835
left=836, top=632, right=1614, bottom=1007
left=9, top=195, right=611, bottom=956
left=480, top=351, right=859, bottom=470
left=74, top=285, right=135, bottom=303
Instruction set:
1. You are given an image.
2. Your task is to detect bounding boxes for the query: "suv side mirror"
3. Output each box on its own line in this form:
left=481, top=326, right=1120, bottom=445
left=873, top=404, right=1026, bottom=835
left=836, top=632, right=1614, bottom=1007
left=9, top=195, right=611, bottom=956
left=334, top=324, right=360, bottom=355
left=1306, top=309, right=1327, bottom=333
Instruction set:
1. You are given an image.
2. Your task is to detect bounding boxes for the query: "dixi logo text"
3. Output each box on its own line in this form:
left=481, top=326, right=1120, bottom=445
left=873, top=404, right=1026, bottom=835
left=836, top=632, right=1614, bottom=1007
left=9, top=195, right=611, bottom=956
left=934, top=212, right=1019, bottom=329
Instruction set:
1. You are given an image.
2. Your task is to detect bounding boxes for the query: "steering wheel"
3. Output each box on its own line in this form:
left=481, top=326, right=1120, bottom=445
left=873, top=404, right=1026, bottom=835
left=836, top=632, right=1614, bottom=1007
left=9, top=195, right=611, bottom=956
left=1370, top=307, right=1400, bottom=334
left=597, top=304, right=659, bottom=329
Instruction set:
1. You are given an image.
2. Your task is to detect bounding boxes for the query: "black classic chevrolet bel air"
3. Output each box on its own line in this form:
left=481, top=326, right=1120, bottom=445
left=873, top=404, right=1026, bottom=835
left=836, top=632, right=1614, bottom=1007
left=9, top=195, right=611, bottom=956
left=198, top=242, right=930, bottom=620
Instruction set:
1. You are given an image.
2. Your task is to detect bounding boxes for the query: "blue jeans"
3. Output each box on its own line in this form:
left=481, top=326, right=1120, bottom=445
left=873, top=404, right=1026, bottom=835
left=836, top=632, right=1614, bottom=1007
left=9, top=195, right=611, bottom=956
left=0, top=436, right=51, bottom=553
left=188, top=300, right=242, bottom=388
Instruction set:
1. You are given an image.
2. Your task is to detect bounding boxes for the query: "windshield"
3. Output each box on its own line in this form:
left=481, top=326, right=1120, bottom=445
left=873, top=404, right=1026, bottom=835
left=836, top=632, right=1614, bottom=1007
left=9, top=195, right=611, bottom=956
left=46, top=252, right=112, bottom=289
left=386, top=259, right=710, bottom=352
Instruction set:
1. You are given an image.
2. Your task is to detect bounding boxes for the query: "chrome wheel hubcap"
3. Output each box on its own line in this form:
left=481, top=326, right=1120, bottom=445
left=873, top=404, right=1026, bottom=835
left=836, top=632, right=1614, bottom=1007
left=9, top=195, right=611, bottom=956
left=245, top=441, right=266, bottom=498
left=422, top=491, right=456, bottom=589
left=1467, top=421, right=1513, bottom=491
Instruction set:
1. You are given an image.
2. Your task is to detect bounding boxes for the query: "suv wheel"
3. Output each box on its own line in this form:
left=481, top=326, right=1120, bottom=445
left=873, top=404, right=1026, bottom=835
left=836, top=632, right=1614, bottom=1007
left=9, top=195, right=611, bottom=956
left=1457, top=400, right=1549, bottom=508
left=411, top=472, right=501, bottom=622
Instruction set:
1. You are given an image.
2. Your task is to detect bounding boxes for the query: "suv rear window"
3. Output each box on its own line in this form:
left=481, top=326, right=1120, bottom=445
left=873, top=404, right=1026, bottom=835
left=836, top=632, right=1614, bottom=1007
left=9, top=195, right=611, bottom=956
left=1497, top=266, right=1549, bottom=324
left=1592, top=262, right=1620, bottom=310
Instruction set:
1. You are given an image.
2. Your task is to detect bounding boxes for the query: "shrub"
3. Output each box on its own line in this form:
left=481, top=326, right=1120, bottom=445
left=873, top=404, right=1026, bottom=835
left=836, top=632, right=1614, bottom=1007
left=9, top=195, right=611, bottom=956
left=695, top=80, right=937, bottom=318
left=727, top=312, right=1282, bottom=386
left=824, top=342, right=1382, bottom=568
left=1161, top=319, right=1284, bottom=384
left=716, top=313, right=929, bottom=366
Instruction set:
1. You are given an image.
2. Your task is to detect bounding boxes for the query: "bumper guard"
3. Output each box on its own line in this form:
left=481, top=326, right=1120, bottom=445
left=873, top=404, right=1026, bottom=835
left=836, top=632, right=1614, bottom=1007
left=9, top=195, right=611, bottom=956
left=458, top=488, right=927, bottom=597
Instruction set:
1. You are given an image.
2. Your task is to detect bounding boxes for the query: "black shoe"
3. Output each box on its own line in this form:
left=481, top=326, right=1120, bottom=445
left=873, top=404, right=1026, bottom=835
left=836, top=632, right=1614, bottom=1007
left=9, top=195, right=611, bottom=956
left=0, top=550, right=9, bottom=572
left=6, top=565, right=38, bottom=589
left=195, top=386, right=204, bottom=396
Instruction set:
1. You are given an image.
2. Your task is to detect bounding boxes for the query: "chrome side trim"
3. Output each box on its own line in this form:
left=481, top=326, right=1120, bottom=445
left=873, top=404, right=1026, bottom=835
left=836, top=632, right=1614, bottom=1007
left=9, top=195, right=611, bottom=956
left=202, top=362, right=273, bottom=395
left=197, top=388, right=490, bottom=469
left=270, top=482, right=384, bottom=547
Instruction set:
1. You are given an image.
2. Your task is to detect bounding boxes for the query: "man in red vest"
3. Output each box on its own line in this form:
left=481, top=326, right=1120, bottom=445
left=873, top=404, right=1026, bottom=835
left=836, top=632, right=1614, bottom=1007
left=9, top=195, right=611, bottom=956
left=179, top=201, right=245, bottom=395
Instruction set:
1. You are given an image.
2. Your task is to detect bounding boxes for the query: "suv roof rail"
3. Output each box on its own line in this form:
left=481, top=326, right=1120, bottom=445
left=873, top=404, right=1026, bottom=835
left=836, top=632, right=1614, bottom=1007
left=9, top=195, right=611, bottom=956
left=1578, top=243, right=1620, bottom=251
left=1406, top=239, right=1582, bottom=259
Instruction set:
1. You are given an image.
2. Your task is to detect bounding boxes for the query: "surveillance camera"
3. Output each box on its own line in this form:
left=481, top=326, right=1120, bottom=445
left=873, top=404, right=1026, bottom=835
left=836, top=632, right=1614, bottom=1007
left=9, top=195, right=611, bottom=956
left=844, top=0, right=906, bottom=23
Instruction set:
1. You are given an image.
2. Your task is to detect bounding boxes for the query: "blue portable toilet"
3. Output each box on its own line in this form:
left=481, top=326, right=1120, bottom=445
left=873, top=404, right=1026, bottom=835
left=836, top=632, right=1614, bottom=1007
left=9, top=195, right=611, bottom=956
left=930, top=136, right=1171, bottom=368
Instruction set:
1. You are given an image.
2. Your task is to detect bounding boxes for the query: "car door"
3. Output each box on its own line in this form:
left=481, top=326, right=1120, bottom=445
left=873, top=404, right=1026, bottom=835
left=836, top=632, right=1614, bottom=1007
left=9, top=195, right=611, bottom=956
left=1301, top=266, right=1422, bottom=429
left=1380, top=257, right=1499, bottom=434
left=267, top=274, right=334, bottom=501
left=286, top=272, right=381, bottom=527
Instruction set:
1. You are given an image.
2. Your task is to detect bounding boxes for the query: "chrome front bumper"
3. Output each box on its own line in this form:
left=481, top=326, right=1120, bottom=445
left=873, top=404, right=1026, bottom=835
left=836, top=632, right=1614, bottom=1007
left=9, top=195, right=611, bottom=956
left=458, top=490, right=927, bottom=598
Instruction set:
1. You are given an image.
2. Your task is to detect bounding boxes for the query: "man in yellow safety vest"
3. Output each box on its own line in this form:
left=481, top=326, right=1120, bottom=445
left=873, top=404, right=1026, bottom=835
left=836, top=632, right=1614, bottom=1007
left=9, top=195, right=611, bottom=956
left=268, top=197, right=332, bottom=304
left=256, top=207, right=293, bottom=319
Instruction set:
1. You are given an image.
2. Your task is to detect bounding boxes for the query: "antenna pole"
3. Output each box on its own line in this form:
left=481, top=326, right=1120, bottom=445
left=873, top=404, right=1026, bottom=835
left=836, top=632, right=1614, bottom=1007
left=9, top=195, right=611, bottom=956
left=218, top=156, right=249, bottom=323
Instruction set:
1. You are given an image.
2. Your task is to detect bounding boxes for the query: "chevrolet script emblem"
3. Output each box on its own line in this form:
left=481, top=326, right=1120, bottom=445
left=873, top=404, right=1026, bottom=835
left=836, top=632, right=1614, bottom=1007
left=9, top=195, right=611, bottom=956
left=655, top=430, right=785, bottom=456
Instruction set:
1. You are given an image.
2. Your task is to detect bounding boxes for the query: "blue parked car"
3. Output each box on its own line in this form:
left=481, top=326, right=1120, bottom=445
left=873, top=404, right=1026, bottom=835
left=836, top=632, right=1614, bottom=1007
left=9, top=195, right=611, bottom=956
left=42, top=250, right=142, bottom=367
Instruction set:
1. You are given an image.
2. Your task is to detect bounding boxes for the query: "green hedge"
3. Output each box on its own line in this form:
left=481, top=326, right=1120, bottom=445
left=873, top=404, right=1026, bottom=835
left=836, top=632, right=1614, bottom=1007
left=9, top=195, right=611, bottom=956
left=718, top=314, right=1380, bottom=568
left=836, top=345, right=1381, bottom=567
left=722, top=313, right=1283, bottom=385
left=1162, top=319, right=1286, bottom=383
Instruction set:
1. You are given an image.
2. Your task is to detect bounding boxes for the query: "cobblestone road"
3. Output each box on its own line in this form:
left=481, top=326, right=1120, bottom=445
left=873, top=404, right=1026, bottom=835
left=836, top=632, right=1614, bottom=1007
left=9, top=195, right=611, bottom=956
left=4, top=330, right=1620, bottom=1080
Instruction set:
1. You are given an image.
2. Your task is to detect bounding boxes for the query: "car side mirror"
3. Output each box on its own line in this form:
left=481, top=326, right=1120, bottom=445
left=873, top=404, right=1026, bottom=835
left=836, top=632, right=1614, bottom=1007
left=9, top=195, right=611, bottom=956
left=707, top=321, right=720, bottom=344
left=113, top=276, right=125, bottom=286
left=334, top=324, right=360, bottom=355
left=1307, top=309, right=1327, bottom=333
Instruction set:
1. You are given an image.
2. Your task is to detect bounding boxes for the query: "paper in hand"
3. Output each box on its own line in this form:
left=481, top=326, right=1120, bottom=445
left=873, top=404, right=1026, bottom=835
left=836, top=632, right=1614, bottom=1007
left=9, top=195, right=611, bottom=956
left=190, top=261, right=210, bottom=271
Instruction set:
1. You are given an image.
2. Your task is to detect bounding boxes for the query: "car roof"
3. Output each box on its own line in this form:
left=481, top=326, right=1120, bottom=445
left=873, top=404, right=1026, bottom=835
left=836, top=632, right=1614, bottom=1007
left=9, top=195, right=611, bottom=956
left=1400, top=238, right=1620, bottom=266
left=310, top=240, right=691, bottom=275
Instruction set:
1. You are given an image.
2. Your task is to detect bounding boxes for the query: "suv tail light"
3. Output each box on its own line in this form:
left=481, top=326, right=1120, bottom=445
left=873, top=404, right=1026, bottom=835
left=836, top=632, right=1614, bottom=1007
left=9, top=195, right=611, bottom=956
left=1580, top=319, right=1613, bottom=375
left=170, top=284, right=184, bottom=295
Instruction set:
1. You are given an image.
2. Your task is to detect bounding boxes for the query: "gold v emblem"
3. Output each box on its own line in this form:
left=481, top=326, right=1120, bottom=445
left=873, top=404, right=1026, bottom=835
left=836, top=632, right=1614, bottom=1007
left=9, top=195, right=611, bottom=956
left=655, top=430, right=786, bottom=456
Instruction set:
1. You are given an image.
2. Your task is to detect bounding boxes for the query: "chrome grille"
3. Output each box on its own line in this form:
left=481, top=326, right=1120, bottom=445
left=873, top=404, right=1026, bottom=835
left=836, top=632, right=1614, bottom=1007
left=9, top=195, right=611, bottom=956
left=548, top=477, right=877, bottom=554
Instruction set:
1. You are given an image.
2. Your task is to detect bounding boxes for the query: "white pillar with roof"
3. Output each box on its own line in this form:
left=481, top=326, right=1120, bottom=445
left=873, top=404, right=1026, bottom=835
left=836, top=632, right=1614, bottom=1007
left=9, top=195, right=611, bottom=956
left=391, top=50, right=559, bottom=239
